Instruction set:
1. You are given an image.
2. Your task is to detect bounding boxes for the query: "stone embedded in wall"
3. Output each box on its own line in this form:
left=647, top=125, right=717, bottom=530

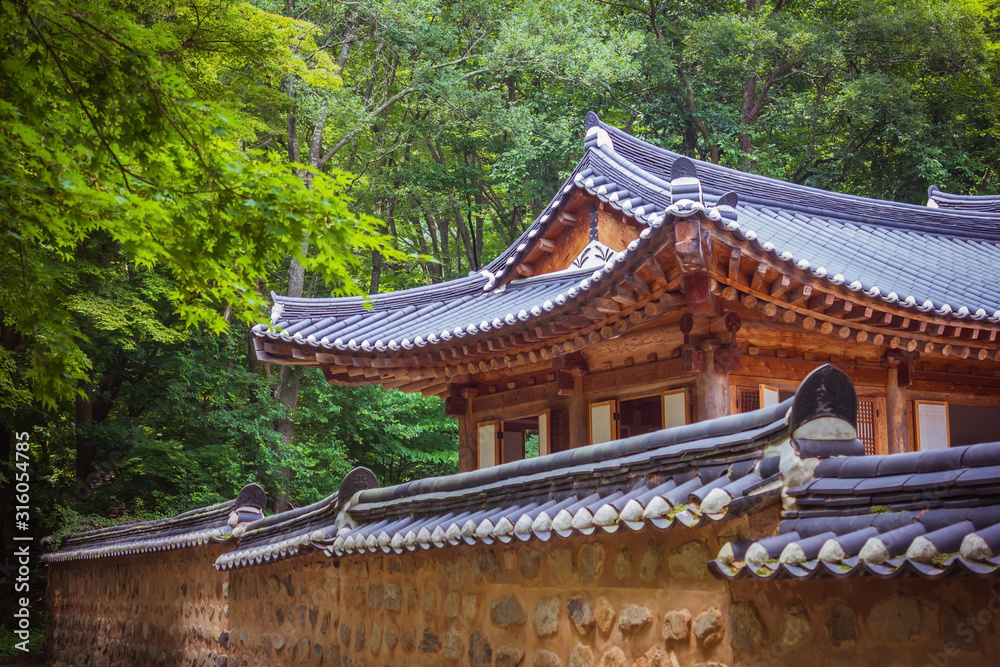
left=693, top=608, right=725, bottom=647
left=401, top=628, right=416, bottom=652
left=387, top=555, right=402, bottom=573
left=368, top=583, right=384, bottom=609
left=328, top=642, right=341, bottom=664
left=491, top=595, right=527, bottom=627
left=385, top=582, right=402, bottom=611
left=663, top=609, right=691, bottom=641
left=497, top=645, right=526, bottom=667
left=825, top=604, right=857, bottom=647
left=781, top=603, right=811, bottom=648
left=463, top=593, right=481, bottom=619
left=386, top=630, right=397, bottom=649
left=522, top=550, right=542, bottom=579
left=567, top=594, right=595, bottom=635
left=407, top=588, right=419, bottom=614
left=418, top=628, right=441, bottom=653
left=309, top=607, right=318, bottom=629
left=569, top=643, right=594, bottom=667
left=295, top=637, right=310, bottom=661
left=533, top=596, right=562, bottom=637
left=355, top=621, right=366, bottom=651
left=634, top=647, right=679, bottom=667
left=371, top=622, right=383, bottom=654
left=614, top=548, right=632, bottom=580
left=456, top=554, right=471, bottom=581
left=340, top=623, right=351, bottom=646
left=353, top=586, right=365, bottom=608
left=729, top=603, right=765, bottom=652
left=594, top=596, right=616, bottom=635
left=667, top=540, right=711, bottom=579
left=639, top=540, right=662, bottom=582
left=282, top=574, right=294, bottom=597
left=445, top=590, right=462, bottom=618
left=504, top=550, right=517, bottom=572
left=868, top=595, right=922, bottom=642
left=533, top=649, right=561, bottom=667
left=598, top=645, right=627, bottom=667
left=618, top=603, right=653, bottom=634
left=218, top=630, right=229, bottom=648
left=941, top=605, right=981, bottom=652
left=468, top=629, right=492, bottom=665
left=443, top=630, right=464, bottom=661
left=579, top=543, right=606, bottom=583
left=549, top=548, right=574, bottom=582
left=474, top=550, right=502, bottom=583
left=422, top=589, right=437, bottom=614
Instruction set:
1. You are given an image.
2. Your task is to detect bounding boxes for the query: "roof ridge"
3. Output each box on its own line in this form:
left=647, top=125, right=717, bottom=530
left=593, top=115, right=1000, bottom=241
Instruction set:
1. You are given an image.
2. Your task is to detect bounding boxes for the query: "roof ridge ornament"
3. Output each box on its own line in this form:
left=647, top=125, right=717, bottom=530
left=666, top=156, right=704, bottom=218
left=789, top=364, right=863, bottom=459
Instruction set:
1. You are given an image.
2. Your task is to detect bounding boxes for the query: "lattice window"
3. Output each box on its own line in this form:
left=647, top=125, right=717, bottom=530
left=737, top=390, right=760, bottom=413
left=857, top=398, right=876, bottom=455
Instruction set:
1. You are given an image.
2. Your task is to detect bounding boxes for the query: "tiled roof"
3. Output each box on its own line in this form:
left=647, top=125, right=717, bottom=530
left=710, top=442, right=1000, bottom=580
left=490, top=114, right=1000, bottom=321
left=214, top=398, right=793, bottom=569
left=255, top=115, right=1000, bottom=364
left=928, top=185, right=1000, bottom=213
left=214, top=468, right=376, bottom=570
left=41, top=484, right=266, bottom=563
left=257, top=269, right=596, bottom=354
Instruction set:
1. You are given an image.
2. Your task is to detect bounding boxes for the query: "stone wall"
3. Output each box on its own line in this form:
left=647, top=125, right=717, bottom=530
left=45, top=544, right=230, bottom=667
left=45, top=519, right=1000, bottom=667
left=728, top=577, right=1000, bottom=667
left=221, top=521, right=740, bottom=667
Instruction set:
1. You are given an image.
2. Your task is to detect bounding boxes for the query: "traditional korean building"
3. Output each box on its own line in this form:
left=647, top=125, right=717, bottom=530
left=254, top=112, right=1000, bottom=469
left=42, top=115, right=1000, bottom=666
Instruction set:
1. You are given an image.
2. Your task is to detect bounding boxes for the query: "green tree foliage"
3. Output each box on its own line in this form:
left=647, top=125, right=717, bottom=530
left=0, top=0, right=386, bottom=406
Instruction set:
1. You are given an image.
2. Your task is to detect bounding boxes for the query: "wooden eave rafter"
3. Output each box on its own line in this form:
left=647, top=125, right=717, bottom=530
left=261, top=197, right=1000, bottom=396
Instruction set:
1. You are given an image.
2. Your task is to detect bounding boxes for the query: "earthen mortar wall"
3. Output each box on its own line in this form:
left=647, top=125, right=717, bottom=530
left=44, top=517, right=1000, bottom=667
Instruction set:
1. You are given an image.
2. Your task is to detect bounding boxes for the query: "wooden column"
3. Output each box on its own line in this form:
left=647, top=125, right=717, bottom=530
left=696, top=348, right=730, bottom=422
left=452, top=387, right=479, bottom=472
left=885, top=364, right=909, bottom=454
left=567, top=372, right=588, bottom=449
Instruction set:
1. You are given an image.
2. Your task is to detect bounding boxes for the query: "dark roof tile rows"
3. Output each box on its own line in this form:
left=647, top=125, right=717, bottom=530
left=40, top=484, right=265, bottom=563
left=710, top=441, right=1000, bottom=580
left=258, top=114, right=1000, bottom=354
left=214, top=399, right=792, bottom=569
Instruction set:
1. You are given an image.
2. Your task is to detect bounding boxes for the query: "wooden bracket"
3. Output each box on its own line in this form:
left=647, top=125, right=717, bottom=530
left=714, top=343, right=742, bottom=372
left=681, top=346, right=707, bottom=373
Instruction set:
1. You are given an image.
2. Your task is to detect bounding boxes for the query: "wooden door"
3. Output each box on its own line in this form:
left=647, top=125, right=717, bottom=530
left=589, top=400, right=618, bottom=445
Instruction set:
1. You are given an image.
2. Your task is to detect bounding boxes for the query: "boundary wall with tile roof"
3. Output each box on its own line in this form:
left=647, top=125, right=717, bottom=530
left=43, top=366, right=1000, bottom=666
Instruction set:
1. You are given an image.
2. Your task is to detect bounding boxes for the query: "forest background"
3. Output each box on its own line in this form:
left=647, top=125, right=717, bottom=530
left=2, top=0, right=1000, bottom=639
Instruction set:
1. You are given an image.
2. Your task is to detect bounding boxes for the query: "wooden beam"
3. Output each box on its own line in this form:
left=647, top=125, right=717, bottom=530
left=769, top=275, right=791, bottom=300
left=808, top=292, right=836, bottom=312
left=750, top=263, right=768, bottom=292
left=539, top=238, right=556, bottom=253
left=556, top=211, right=577, bottom=228
left=517, top=263, right=535, bottom=277
left=642, top=256, right=668, bottom=287
left=728, top=247, right=743, bottom=284
left=789, top=284, right=812, bottom=306
left=826, top=300, right=853, bottom=317
left=623, top=273, right=651, bottom=297
left=592, top=296, right=621, bottom=315
left=843, top=305, right=873, bottom=321
left=610, top=284, right=638, bottom=306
